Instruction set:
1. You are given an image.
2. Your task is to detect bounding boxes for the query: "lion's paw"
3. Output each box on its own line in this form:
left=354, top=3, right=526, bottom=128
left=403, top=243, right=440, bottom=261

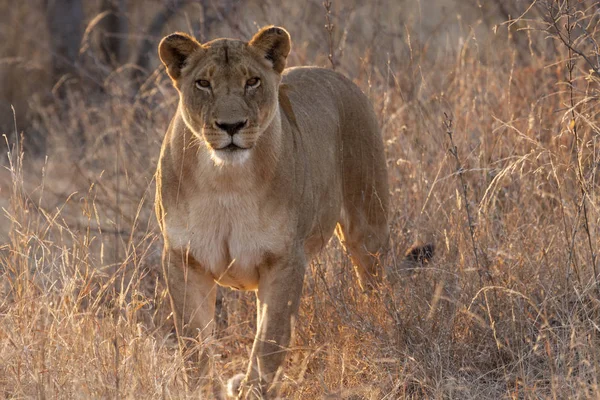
left=226, top=373, right=246, bottom=398
left=226, top=374, right=267, bottom=399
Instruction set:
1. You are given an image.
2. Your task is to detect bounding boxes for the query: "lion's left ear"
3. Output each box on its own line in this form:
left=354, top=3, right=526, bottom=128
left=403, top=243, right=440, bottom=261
left=249, top=26, right=291, bottom=74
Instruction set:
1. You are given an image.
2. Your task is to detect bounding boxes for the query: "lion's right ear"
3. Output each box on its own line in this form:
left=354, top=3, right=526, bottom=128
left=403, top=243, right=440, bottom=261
left=158, top=33, right=202, bottom=82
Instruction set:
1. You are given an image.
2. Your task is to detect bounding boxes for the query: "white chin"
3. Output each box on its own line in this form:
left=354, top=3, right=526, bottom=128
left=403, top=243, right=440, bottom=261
left=210, top=148, right=251, bottom=165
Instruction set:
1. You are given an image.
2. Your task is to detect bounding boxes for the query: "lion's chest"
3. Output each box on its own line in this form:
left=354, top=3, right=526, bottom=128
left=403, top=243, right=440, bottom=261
left=164, top=192, right=289, bottom=289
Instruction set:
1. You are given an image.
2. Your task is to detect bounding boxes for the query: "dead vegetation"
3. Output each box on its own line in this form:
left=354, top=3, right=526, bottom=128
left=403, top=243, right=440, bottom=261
left=1, top=0, right=600, bottom=398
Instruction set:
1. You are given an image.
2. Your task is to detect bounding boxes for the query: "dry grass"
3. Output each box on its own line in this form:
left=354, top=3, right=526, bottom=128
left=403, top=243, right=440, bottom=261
left=1, top=1, right=600, bottom=398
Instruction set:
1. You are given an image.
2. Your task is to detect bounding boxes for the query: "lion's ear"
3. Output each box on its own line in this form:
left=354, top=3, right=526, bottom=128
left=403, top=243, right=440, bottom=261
left=158, top=33, right=202, bottom=82
left=249, top=26, right=291, bottom=74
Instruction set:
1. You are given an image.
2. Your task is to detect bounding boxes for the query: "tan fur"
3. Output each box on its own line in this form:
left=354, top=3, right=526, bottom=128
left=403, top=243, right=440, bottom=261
left=155, top=26, right=389, bottom=398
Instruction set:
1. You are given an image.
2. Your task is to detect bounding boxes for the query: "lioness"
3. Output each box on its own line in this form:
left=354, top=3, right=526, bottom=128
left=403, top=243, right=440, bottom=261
left=155, top=26, right=389, bottom=398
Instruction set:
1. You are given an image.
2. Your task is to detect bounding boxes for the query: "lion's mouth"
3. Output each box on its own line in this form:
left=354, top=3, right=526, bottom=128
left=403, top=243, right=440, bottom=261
left=217, top=143, right=248, bottom=152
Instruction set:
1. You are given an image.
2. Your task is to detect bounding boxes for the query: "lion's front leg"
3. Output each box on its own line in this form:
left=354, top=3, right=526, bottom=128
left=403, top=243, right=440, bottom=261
left=228, top=252, right=306, bottom=399
left=163, top=247, right=217, bottom=378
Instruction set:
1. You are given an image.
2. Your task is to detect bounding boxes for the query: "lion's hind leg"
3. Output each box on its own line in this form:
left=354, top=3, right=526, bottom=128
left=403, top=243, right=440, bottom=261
left=336, top=108, right=390, bottom=290
left=336, top=203, right=389, bottom=291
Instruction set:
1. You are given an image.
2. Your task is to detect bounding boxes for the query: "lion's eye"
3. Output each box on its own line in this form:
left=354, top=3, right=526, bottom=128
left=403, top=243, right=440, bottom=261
left=195, top=80, right=211, bottom=90
left=246, top=77, right=260, bottom=88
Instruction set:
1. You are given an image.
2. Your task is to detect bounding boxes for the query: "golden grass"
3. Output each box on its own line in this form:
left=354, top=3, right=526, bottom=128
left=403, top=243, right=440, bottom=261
left=1, top=1, right=600, bottom=398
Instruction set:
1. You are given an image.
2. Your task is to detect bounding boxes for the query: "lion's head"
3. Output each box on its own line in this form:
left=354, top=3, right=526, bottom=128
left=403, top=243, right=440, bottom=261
left=158, top=26, right=291, bottom=165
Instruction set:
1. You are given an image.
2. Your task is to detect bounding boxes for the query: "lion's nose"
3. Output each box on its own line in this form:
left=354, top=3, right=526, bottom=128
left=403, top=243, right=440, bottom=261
left=215, top=120, right=247, bottom=136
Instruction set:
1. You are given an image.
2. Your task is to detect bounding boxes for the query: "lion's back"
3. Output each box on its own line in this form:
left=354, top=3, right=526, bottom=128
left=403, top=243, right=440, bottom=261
left=282, top=66, right=372, bottom=117
left=280, top=66, right=389, bottom=241
left=282, top=66, right=381, bottom=145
